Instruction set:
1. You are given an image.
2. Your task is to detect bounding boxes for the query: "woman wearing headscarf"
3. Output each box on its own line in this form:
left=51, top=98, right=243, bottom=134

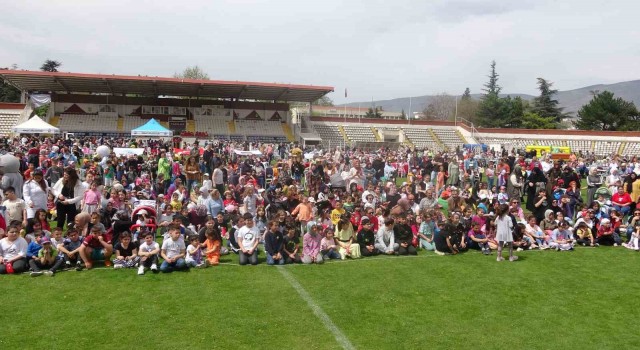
left=73, top=212, right=93, bottom=237
left=586, top=167, right=603, bottom=208
left=525, top=167, right=547, bottom=212
left=507, top=164, right=524, bottom=204
left=446, top=160, right=460, bottom=187
left=606, top=168, right=621, bottom=195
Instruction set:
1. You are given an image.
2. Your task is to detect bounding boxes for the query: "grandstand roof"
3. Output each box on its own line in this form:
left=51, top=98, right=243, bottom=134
left=0, top=70, right=334, bottom=102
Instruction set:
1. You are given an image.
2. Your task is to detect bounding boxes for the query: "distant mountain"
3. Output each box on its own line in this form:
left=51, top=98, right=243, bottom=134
left=340, top=80, right=640, bottom=116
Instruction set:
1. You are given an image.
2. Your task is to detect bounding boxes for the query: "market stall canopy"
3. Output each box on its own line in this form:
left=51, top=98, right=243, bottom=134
left=12, top=116, right=59, bottom=134
left=131, top=118, right=172, bottom=137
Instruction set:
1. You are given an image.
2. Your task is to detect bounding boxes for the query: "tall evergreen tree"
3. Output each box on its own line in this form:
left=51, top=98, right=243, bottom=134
left=532, top=78, right=564, bottom=123
left=500, top=96, right=524, bottom=128
left=476, top=61, right=503, bottom=127
left=574, top=91, right=639, bottom=131
left=461, top=87, right=471, bottom=100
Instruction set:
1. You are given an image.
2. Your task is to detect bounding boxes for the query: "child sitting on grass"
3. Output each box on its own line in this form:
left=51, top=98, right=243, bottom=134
left=185, top=235, right=205, bottom=268
left=302, top=222, right=323, bottom=264
left=574, top=222, right=596, bottom=247
left=202, top=222, right=222, bottom=266
left=320, top=228, right=341, bottom=260
left=525, top=215, right=549, bottom=250
left=58, top=229, right=83, bottom=270
left=29, top=236, right=63, bottom=277
left=549, top=221, right=575, bottom=251
left=113, top=232, right=140, bottom=269
left=623, top=225, right=640, bottom=251
left=418, top=211, right=437, bottom=251
left=468, top=222, right=491, bottom=255
left=283, top=225, right=302, bottom=264
left=79, top=226, right=114, bottom=270
left=137, top=231, right=160, bottom=275
left=160, top=224, right=188, bottom=273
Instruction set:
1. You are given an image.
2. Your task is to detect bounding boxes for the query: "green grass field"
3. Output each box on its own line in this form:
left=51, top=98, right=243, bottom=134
left=3, top=246, right=640, bottom=349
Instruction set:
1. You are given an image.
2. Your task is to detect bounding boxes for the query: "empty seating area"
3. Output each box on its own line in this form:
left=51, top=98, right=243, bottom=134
left=622, top=143, right=640, bottom=157
left=234, top=120, right=286, bottom=137
left=431, top=128, right=465, bottom=148
left=477, top=138, right=536, bottom=151
left=194, top=115, right=230, bottom=136
left=122, top=116, right=146, bottom=131
left=566, top=140, right=592, bottom=155
left=246, top=135, right=287, bottom=143
left=0, top=111, right=20, bottom=136
left=541, top=139, right=565, bottom=147
left=402, top=128, right=442, bottom=151
left=214, top=134, right=245, bottom=142
left=342, top=125, right=376, bottom=142
left=58, top=114, right=118, bottom=132
left=313, top=124, right=345, bottom=146
left=593, top=141, right=621, bottom=156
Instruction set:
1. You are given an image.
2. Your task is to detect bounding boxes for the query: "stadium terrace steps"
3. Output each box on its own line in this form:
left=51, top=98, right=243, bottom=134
left=117, top=117, right=124, bottom=132
left=618, top=142, right=626, bottom=155
left=227, top=121, right=236, bottom=134
left=186, top=120, right=196, bottom=133
left=337, top=125, right=349, bottom=142
left=428, top=129, right=445, bottom=149
left=371, top=127, right=382, bottom=141
left=282, top=123, right=295, bottom=142
left=456, top=129, right=468, bottom=144
left=49, top=116, right=60, bottom=127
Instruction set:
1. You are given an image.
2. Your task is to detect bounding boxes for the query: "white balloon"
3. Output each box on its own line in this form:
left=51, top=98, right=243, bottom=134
left=96, top=145, right=111, bottom=158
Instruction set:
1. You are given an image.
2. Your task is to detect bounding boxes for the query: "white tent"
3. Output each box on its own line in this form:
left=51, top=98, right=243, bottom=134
left=12, top=116, right=60, bottom=134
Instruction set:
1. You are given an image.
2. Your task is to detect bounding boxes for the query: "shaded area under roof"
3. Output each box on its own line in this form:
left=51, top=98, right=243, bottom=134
left=0, top=70, right=334, bottom=103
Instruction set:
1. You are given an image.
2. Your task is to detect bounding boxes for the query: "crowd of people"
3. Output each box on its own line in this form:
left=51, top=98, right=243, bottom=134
left=0, top=134, right=638, bottom=277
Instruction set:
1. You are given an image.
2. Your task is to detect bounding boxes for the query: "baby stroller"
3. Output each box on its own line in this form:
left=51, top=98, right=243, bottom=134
left=593, top=186, right=612, bottom=201
left=130, top=205, right=158, bottom=242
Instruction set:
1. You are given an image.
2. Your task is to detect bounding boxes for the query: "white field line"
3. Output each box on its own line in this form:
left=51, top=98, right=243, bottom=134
left=277, top=266, right=357, bottom=350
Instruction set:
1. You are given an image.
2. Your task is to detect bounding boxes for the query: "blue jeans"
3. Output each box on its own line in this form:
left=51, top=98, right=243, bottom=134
left=322, top=249, right=341, bottom=260
left=160, top=258, right=187, bottom=273
left=614, top=205, right=631, bottom=217
left=266, top=253, right=285, bottom=265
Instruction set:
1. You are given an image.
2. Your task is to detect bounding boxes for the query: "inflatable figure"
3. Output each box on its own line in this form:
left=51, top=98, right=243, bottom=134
left=0, top=154, right=24, bottom=199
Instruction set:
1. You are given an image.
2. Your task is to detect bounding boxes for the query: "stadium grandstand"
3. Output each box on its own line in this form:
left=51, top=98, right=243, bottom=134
left=3, top=69, right=640, bottom=157
left=0, top=69, right=333, bottom=144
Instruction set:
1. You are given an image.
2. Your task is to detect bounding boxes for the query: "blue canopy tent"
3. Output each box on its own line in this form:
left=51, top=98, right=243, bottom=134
left=130, top=118, right=172, bottom=137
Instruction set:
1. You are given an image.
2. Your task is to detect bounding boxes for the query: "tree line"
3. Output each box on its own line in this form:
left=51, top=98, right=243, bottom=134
left=423, top=60, right=639, bottom=131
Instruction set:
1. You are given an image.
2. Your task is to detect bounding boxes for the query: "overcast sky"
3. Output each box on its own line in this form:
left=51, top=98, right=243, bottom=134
left=1, top=0, right=639, bottom=104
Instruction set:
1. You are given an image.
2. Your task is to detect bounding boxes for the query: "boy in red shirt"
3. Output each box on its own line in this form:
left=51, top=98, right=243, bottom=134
left=78, top=226, right=113, bottom=269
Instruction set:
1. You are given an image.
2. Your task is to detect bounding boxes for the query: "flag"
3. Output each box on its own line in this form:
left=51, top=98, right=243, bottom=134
left=344, top=88, right=347, bottom=98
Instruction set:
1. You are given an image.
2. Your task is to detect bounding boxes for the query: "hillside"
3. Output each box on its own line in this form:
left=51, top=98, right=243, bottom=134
left=341, top=80, right=640, bottom=116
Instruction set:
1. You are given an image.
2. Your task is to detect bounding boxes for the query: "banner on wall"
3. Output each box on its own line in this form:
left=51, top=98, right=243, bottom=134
left=173, top=147, right=204, bottom=156
left=233, top=149, right=262, bottom=156
left=113, top=148, right=145, bottom=156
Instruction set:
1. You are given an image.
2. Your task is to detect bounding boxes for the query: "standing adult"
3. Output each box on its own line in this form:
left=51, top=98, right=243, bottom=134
left=585, top=167, right=603, bottom=208
left=212, top=163, right=225, bottom=195
left=507, top=165, right=524, bottom=203
left=23, top=169, right=49, bottom=219
left=526, top=167, right=547, bottom=212
left=157, top=152, right=172, bottom=192
left=446, top=160, right=460, bottom=187
left=52, top=168, right=85, bottom=229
